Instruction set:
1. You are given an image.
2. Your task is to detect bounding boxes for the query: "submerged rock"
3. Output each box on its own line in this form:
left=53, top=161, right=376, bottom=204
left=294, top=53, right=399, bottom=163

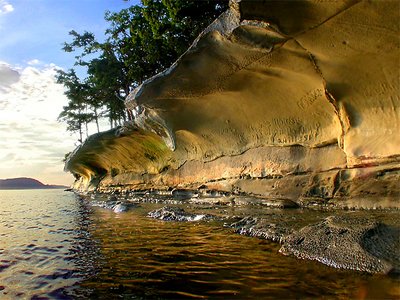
left=148, top=206, right=213, bottom=222
left=230, top=216, right=292, bottom=243
left=279, top=216, right=400, bottom=274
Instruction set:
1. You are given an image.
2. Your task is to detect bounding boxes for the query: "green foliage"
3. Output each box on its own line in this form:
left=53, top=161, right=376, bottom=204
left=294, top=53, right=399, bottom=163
left=63, top=152, right=72, bottom=163
left=57, top=70, right=90, bottom=142
left=105, top=0, right=227, bottom=84
left=58, top=0, right=228, bottom=143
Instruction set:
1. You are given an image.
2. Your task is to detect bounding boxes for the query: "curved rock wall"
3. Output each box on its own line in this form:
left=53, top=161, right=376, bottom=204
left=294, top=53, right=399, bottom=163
left=66, top=0, right=399, bottom=206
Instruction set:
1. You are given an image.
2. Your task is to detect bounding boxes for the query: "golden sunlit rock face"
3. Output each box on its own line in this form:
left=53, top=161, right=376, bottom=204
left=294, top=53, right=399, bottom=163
left=66, top=0, right=399, bottom=206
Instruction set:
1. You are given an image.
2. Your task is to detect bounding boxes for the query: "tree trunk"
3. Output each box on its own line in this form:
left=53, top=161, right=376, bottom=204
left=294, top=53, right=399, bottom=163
left=79, top=122, right=83, bottom=143
left=85, top=121, right=89, bottom=137
left=94, top=109, right=100, bottom=133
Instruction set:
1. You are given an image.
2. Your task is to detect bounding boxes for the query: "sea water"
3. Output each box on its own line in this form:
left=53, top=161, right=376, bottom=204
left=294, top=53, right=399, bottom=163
left=0, top=189, right=399, bottom=299
left=0, top=189, right=98, bottom=299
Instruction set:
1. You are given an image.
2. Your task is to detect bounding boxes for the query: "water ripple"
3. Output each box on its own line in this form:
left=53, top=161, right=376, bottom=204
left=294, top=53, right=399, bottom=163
left=0, top=189, right=98, bottom=299
left=1, top=191, right=399, bottom=299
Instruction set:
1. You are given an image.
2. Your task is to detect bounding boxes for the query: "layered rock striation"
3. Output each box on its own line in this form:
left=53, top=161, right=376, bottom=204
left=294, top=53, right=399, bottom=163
left=66, top=0, right=400, bottom=207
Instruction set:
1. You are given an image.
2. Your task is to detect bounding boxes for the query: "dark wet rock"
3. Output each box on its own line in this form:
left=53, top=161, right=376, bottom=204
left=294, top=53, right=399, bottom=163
left=138, top=195, right=186, bottom=204
left=91, top=199, right=139, bottom=213
left=189, top=196, right=234, bottom=206
left=112, top=203, right=137, bottom=213
left=148, top=206, right=214, bottom=222
left=232, top=197, right=299, bottom=208
left=94, top=200, right=118, bottom=210
left=198, top=190, right=229, bottom=198
left=258, top=198, right=299, bottom=209
left=279, top=215, right=400, bottom=274
left=189, top=196, right=299, bottom=208
left=230, top=216, right=293, bottom=243
left=171, top=189, right=199, bottom=200
left=108, top=195, right=118, bottom=200
left=144, top=189, right=172, bottom=196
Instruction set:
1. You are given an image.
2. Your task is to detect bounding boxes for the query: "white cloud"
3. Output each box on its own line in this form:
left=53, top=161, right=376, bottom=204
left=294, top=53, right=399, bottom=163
left=0, top=0, right=13, bottom=14
left=0, top=62, right=20, bottom=93
left=27, top=59, right=41, bottom=66
left=0, top=62, right=77, bottom=185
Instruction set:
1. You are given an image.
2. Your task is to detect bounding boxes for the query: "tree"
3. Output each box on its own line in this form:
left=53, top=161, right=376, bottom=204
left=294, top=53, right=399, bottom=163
left=57, top=70, right=89, bottom=142
left=59, top=32, right=130, bottom=130
left=86, top=49, right=128, bottom=127
left=105, top=0, right=228, bottom=86
left=58, top=0, right=228, bottom=142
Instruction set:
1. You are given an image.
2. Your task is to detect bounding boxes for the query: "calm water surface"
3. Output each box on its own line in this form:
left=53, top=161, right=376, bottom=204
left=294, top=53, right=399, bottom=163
left=0, top=189, right=399, bottom=299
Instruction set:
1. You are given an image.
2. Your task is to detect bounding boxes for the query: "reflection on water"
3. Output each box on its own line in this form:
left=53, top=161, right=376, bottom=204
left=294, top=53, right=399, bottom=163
left=0, top=190, right=399, bottom=299
left=0, top=189, right=98, bottom=299
left=79, top=204, right=400, bottom=299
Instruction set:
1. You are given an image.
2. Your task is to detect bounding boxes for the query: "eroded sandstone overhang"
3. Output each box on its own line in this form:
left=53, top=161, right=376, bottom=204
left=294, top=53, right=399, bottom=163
left=66, top=0, right=400, bottom=205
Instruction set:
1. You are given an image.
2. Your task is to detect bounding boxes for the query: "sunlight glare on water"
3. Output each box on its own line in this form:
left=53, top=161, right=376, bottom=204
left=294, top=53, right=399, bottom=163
left=0, top=189, right=97, bottom=299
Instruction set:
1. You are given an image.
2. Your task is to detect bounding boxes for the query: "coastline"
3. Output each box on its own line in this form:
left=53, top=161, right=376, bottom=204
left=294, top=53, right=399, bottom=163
left=62, top=0, right=400, bottom=281
left=75, top=188, right=400, bottom=276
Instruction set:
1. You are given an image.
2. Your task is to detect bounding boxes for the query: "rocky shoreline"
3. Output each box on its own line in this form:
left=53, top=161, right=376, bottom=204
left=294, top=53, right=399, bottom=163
left=65, top=0, right=399, bottom=279
left=76, top=189, right=400, bottom=276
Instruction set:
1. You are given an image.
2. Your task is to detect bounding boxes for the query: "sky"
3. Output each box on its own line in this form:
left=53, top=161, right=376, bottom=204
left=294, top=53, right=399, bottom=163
left=0, top=0, right=139, bottom=185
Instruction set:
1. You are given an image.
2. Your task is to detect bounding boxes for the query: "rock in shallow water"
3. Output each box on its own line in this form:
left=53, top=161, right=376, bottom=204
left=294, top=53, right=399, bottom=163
left=90, top=199, right=138, bottom=213
left=171, top=189, right=199, bottom=200
left=230, top=213, right=400, bottom=274
left=279, top=215, right=400, bottom=274
left=112, top=203, right=130, bottom=213
left=230, top=216, right=292, bottom=243
left=147, top=206, right=213, bottom=222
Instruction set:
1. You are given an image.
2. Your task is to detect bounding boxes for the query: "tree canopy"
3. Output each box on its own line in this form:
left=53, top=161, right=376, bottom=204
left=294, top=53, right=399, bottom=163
left=57, top=0, right=228, bottom=142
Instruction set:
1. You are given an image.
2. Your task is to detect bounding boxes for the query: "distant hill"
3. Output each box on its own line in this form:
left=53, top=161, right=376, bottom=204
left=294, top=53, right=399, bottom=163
left=0, top=177, right=67, bottom=190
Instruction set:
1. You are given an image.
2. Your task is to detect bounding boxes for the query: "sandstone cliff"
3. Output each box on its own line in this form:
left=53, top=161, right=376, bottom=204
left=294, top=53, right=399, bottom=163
left=66, top=0, right=399, bottom=207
